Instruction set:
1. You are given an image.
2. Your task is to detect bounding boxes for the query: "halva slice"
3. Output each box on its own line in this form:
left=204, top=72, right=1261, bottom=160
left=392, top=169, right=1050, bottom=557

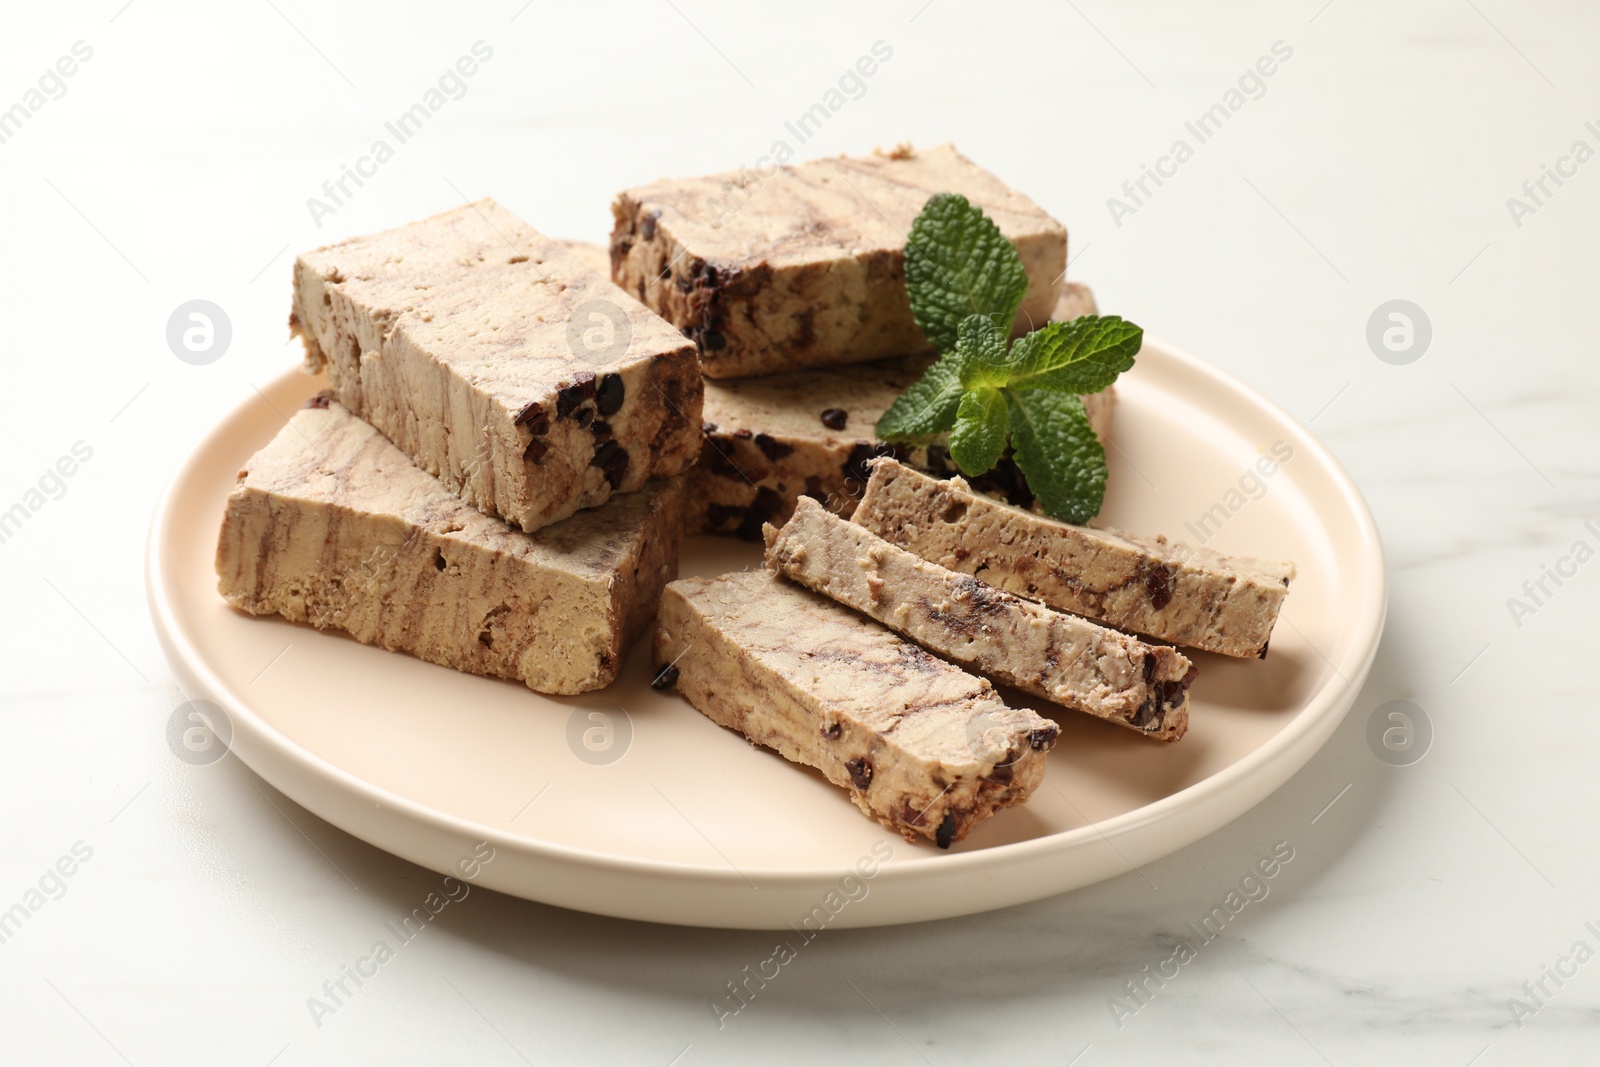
left=853, top=459, right=1294, bottom=659
left=291, top=200, right=702, bottom=533
left=612, top=144, right=1067, bottom=377
left=652, top=569, right=1059, bottom=847
left=765, top=497, right=1195, bottom=740
left=216, top=398, right=682, bottom=695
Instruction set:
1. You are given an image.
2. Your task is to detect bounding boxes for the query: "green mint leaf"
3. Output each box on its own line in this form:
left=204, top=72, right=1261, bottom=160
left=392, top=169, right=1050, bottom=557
left=904, top=193, right=1029, bottom=353
left=877, top=313, right=1007, bottom=441
left=948, top=387, right=1009, bottom=475
left=953, top=313, right=1010, bottom=390
left=1005, top=390, right=1107, bottom=525
left=875, top=355, right=964, bottom=440
left=1004, top=316, right=1142, bottom=396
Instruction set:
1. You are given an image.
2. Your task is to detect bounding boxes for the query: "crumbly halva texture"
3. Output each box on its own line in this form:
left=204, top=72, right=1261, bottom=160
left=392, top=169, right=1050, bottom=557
left=554, top=239, right=611, bottom=273
left=691, top=284, right=1108, bottom=539
left=215, top=399, right=683, bottom=695
left=764, top=498, right=1194, bottom=740
left=653, top=569, right=1059, bottom=847
left=611, top=144, right=1067, bottom=377
left=853, top=459, right=1294, bottom=659
left=290, top=200, right=702, bottom=534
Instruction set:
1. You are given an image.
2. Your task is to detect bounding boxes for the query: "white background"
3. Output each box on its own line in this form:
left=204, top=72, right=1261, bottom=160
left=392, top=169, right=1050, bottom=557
left=2, top=1, right=1597, bottom=1063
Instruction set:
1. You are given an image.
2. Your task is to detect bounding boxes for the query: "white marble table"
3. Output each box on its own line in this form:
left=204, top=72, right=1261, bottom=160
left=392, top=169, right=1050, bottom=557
left=2, top=1, right=1595, bottom=1062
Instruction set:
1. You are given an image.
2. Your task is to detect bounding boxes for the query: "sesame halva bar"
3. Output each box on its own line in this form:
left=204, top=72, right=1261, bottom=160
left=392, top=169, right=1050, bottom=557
left=652, top=569, right=1059, bottom=847
left=853, top=458, right=1294, bottom=659
left=291, top=200, right=701, bottom=533
left=611, top=144, right=1066, bottom=377
left=766, top=497, right=1195, bottom=739
left=216, top=398, right=681, bottom=694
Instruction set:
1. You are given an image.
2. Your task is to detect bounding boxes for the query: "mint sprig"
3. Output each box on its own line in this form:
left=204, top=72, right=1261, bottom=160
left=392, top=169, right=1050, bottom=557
left=877, top=194, right=1142, bottom=524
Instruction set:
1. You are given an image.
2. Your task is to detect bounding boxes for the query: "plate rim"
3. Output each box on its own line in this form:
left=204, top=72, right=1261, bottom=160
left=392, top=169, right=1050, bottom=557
left=147, top=336, right=1386, bottom=899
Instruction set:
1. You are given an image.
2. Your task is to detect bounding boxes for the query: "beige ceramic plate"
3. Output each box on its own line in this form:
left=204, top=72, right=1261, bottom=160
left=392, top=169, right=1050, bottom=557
left=148, top=340, right=1385, bottom=929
